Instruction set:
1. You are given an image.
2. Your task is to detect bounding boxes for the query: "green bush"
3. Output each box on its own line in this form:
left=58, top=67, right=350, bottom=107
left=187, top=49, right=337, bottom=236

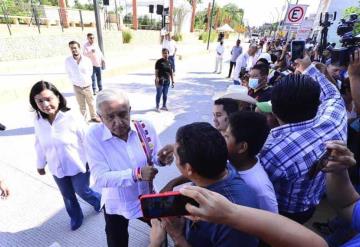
left=200, top=32, right=216, bottom=43
left=122, top=30, right=132, bottom=44
left=173, top=33, right=183, bottom=42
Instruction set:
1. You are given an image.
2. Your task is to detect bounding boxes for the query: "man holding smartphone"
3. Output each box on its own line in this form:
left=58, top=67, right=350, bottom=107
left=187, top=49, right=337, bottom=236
left=153, top=122, right=260, bottom=247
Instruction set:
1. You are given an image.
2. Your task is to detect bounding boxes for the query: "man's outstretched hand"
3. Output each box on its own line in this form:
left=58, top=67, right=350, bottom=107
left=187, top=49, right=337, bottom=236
left=348, top=49, right=360, bottom=79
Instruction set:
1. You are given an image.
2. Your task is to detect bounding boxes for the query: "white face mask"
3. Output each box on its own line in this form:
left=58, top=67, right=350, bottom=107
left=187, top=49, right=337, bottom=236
left=248, top=78, right=259, bottom=89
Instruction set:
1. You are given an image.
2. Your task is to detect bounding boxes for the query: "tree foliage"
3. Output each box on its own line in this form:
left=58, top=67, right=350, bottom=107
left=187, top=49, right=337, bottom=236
left=344, top=3, right=360, bottom=35
left=193, top=3, right=243, bottom=31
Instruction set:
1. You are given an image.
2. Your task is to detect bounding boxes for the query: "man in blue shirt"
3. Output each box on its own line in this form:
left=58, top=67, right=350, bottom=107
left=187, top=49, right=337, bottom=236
left=227, top=39, right=243, bottom=78
left=158, top=122, right=259, bottom=247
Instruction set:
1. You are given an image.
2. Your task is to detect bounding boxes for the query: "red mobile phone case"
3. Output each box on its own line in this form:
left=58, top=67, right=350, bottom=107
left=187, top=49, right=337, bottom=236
left=140, top=191, right=193, bottom=219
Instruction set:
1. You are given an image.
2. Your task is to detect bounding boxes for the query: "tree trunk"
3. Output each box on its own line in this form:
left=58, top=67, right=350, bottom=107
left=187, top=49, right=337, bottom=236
left=206, top=2, right=211, bottom=31
left=190, top=0, right=196, bottom=32
left=169, top=0, right=174, bottom=32
left=58, top=0, right=69, bottom=28
left=132, top=0, right=138, bottom=30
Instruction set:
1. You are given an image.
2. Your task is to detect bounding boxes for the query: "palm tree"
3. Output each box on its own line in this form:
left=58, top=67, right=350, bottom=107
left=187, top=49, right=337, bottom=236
left=188, top=0, right=202, bottom=32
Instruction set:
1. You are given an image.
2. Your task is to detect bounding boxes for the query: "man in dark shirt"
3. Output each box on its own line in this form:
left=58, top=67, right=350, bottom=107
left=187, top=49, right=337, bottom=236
left=248, top=63, right=272, bottom=102
left=155, top=48, right=174, bottom=112
left=156, top=122, right=259, bottom=247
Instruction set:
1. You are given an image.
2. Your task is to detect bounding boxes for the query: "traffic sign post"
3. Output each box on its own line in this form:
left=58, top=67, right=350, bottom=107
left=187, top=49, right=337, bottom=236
left=284, top=4, right=308, bottom=25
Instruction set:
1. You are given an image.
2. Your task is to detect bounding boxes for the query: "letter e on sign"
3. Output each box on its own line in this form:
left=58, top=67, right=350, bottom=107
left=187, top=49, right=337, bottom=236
left=284, top=4, right=308, bottom=25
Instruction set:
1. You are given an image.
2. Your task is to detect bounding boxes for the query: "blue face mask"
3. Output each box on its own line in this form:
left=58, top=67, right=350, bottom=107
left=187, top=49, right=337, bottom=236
left=249, top=78, right=259, bottom=89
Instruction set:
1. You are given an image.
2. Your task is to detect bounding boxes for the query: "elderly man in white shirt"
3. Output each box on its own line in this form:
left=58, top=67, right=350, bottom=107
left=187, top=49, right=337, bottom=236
left=85, top=88, right=174, bottom=247
left=162, top=33, right=177, bottom=73
left=214, top=40, right=225, bottom=74
left=65, top=40, right=100, bottom=122
left=233, top=44, right=258, bottom=85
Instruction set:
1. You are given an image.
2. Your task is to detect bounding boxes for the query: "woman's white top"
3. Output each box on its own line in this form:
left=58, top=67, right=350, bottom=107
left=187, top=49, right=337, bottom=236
left=34, top=110, right=88, bottom=178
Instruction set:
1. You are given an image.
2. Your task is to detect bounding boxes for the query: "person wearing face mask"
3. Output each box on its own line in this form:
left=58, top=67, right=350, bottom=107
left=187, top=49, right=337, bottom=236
left=248, top=64, right=272, bottom=102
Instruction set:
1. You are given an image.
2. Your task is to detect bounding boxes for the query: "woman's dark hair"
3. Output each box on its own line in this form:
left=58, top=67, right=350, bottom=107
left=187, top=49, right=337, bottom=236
left=176, top=122, right=228, bottom=179
left=229, top=112, right=270, bottom=157
left=29, top=81, right=70, bottom=119
left=271, top=74, right=320, bottom=124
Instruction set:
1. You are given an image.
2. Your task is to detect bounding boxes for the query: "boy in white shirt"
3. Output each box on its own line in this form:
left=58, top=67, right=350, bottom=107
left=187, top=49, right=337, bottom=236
left=223, top=111, right=278, bottom=213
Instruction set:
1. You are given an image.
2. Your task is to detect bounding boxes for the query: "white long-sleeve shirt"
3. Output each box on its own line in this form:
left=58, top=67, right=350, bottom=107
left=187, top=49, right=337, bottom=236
left=216, top=44, right=225, bottom=58
left=65, top=55, right=93, bottom=87
left=85, top=120, right=162, bottom=219
left=233, top=52, right=255, bottom=81
left=162, top=39, right=177, bottom=56
left=34, top=110, right=88, bottom=178
left=83, top=42, right=104, bottom=67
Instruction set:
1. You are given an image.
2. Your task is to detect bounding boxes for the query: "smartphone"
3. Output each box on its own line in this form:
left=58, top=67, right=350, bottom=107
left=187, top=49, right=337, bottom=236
left=140, top=191, right=199, bottom=219
left=308, top=150, right=331, bottom=179
left=291, top=40, right=305, bottom=62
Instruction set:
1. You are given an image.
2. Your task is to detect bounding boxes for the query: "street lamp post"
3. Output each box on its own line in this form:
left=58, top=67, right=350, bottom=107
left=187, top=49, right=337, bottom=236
left=93, top=0, right=104, bottom=54
left=206, top=0, right=216, bottom=50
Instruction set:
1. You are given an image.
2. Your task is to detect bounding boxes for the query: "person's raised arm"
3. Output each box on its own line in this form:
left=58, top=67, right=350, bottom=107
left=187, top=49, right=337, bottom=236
left=323, top=141, right=360, bottom=222
left=180, top=186, right=327, bottom=247
left=348, top=49, right=360, bottom=114
left=295, top=56, right=339, bottom=102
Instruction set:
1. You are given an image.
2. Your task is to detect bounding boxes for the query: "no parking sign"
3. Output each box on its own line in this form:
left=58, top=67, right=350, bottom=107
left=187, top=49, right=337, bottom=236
left=284, top=4, right=308, bottom=25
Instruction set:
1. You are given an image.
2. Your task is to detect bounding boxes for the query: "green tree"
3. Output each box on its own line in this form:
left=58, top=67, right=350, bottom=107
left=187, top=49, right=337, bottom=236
left=73, top=0, right=95, bottom=10
left=1, top=0, right=30, bottom=16
left=194, top=9, right=207, bottom=30
left=220, top=3, right=244, bottom=28
left=38, top=0, right=58, bottom=6
left=344, top=4, right=360, bottom=35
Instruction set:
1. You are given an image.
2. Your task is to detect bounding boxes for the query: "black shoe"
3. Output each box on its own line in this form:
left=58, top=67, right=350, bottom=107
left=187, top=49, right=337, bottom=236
left=0, top=123, right=6, bottom=131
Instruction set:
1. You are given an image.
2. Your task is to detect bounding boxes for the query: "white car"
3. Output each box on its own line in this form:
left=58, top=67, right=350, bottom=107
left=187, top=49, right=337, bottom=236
left=249, top=33, right=260, bottom=43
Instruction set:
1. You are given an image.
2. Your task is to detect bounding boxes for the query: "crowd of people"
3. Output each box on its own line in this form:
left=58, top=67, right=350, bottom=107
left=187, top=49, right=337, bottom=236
left=1, top=31, right=360, bottom=247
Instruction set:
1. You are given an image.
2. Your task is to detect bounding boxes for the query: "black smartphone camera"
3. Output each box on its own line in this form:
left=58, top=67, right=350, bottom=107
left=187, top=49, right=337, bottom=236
left=291, top=40, right=305, bottom=62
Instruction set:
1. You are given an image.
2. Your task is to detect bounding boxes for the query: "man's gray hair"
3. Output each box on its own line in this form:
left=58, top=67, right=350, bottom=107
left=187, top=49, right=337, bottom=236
left=96, top=88, right=130, bottom=115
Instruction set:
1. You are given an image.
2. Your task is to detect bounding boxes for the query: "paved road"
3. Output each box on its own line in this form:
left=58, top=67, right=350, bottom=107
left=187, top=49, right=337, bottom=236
left=0, top=50, right=234, bottom=247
